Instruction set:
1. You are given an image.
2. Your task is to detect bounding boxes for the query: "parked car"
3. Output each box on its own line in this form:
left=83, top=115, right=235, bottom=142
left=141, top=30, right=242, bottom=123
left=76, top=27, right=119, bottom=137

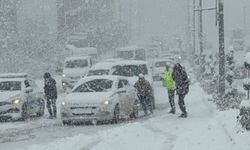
left=62, top=56, right=93, bottom=89
left=0, top=73, right=45, bottom=121
left=60, top=76, right=139, bottom=125
left=87, top=60, right=155, bottom=108
left=151, top=59, right=174, bottom=81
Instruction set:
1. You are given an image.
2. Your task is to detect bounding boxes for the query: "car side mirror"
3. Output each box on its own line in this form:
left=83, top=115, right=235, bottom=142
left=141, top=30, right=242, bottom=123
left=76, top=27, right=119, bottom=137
left=25, top=87, right=33, bottom=93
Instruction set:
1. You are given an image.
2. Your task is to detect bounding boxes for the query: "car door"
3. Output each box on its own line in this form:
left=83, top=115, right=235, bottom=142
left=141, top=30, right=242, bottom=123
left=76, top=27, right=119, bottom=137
left=117, top=80, right=128, bottom=115
left=24, top=80, right=41, bottom=115
left=119, top=79, right=134, bottom=115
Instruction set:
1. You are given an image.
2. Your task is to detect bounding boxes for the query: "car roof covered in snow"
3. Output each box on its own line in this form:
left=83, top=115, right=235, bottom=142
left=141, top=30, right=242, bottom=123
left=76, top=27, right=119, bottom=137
left=0, top=73, right=28, bottom=79
left=115, top=60, right=148, bottom=66
left=90, top=60, right=148, bottom=71
left=73, top=75, right=124, bottom=89
left=65, top=56, right=91, bottom=61
left=117, top=45, right=144, bottom=51
left=89, top=62, right=115, bottom=70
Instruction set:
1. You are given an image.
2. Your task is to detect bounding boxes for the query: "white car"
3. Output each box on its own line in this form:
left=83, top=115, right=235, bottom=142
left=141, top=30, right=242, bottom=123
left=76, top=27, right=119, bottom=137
left=87, top=60, right=155, bottom=108
left=151, top=59, right=174, bottom=81
left=0, top=73, right=45, bottom=121
left=60, top=76, right=139, bottom=125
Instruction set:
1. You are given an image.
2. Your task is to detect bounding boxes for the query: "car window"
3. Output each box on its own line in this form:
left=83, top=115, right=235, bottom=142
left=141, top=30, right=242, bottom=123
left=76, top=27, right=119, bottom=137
left=118, top=80, right=124, bottom=89
left=87, top=70, right=109, bottom=76
left=0, top=81, right=22, bottom=91
left=112, top=64, right=148, bottom=77
left=65, top=59, right=88, bottom=68
left=73, top=79, right=113, bottom=93
left=155, top=61, right=166, bottom=67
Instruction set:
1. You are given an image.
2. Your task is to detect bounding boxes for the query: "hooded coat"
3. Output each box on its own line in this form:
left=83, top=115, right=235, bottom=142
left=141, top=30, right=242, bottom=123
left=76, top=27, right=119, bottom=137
left=173, top=64, right=189, bottom=95
left=44, top=77, right=57, bottom=99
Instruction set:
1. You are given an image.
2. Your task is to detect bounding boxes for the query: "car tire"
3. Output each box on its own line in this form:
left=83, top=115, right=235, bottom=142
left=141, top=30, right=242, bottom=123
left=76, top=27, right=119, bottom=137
left=111, top=104, right=120, bottom=124
left=20, top=102, right=28, bottom=120
left=62, top=120, right=71, bottom=125
left=36, top=99, right=45, bottom=117
left=130, top=99, right=139, bottom=119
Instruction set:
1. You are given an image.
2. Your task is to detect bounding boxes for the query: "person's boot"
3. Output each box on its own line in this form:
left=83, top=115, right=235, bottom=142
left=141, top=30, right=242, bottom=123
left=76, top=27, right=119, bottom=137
left=169, top=108, right=175, bottom=114
left=179, top=112, right=188, bottom=118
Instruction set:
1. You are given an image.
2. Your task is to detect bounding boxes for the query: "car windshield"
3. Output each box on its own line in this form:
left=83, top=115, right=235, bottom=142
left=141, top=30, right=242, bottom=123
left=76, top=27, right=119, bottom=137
left=117, top=51, right=134, bottom=59
left=65, top=59, right=88, bottom=68
left=67, top=39, right=88, bottom=48
left=73, top=79, right=113, bottom=93
left=155, top=61, right=167, bottom=67
left=87, top=70, right=109, bottom=76
left=0, top=81, right=22, bottom=91
left=112, top=64, right=148, bottom=77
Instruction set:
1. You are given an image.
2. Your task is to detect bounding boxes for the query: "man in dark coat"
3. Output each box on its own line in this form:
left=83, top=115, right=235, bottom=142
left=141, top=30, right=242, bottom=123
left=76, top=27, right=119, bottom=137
left=134, top=74, right=153, bottom=115
left=173, top=63, right=189, bottom=118
left=43, top=72, right=57, bottom=118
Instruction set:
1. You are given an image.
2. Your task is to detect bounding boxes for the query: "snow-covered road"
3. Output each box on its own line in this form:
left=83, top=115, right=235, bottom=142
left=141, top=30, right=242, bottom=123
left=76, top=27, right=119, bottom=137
left=0, top=81, right=249, bottom=150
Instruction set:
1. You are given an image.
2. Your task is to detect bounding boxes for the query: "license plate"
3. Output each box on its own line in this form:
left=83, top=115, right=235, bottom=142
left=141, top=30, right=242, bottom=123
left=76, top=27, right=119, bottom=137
left=72, top=108, right=92, bottom=114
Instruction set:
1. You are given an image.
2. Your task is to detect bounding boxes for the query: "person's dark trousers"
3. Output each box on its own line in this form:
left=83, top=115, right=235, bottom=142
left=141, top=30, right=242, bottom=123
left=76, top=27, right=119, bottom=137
left=138, top=95, right=149, bottom=114
left=47, top=99, right=57, bottom=118
left=168, top=90, right=175, bottom=112
left=178, top=94, right=187, bottom=114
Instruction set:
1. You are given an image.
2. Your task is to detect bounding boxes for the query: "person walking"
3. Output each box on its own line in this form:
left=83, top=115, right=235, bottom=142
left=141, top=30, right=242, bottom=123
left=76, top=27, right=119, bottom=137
left=134, top=74, right=153, bottom=115
left=163, top=65, right=176, bottom=114
left=43, top=72, right=57, bottom=118
left=173, top=63, right=189, bottom=118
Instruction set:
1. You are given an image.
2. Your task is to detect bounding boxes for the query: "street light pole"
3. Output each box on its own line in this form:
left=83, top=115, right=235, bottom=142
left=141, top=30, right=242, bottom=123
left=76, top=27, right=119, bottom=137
left=218, top=0, right=225, bottom=99
left=192, top=0, right=196, bottom=55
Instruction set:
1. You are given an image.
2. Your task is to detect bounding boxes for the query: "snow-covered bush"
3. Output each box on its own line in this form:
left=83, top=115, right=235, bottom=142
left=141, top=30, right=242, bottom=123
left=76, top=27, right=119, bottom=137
left=238, top=100, right=250, bottom=130
left=214, top=88, right=245, bottom=110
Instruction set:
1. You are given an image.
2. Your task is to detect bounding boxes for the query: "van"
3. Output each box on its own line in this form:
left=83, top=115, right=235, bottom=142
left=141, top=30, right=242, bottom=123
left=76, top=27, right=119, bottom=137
left=62, top=56, right=93, bottom=89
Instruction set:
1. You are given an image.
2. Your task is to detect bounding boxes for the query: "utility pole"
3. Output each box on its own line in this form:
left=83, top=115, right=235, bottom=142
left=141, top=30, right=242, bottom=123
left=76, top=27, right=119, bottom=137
left=218, top=0, right=225, bottom=99
left=198, top=0, right=203, bottom=56
left=186, top=0, right=192, bottom=55
left=192, top=0, right=196, bottom=54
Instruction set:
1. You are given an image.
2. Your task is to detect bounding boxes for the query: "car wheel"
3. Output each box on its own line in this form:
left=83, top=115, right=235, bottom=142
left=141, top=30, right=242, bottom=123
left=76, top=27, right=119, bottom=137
left=112, top=104, right=120, bottom=124
left=62, top=120, right=71, bottom=125
left=21, top=102, right=28, bottom=120
left=130, top=99, right=139, bottom=119
left=36, top=99, right=45, bottom=117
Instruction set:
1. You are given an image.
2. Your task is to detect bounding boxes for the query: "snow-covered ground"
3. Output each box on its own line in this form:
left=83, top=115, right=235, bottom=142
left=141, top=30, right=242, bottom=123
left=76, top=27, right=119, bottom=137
left=0, top=81, right=249, bottom=150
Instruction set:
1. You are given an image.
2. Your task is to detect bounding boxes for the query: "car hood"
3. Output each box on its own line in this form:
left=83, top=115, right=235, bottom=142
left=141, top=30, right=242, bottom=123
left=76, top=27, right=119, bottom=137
left=63, top=68, right=89, bottom=77
left=65, top=92, right=113, bottom=105
left=0, top=91, right=22, bottom=102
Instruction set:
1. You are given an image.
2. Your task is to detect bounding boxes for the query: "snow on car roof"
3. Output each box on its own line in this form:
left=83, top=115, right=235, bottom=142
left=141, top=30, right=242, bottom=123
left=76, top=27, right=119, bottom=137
left=90, top=62, right=115, bottom=70
left=65, top=56, right=91, bottom=61
left=90, top=60, right=148, bottom=71
left=0, top=73, right=28, bottom=79
left=0, top=78, right=25, bottom=82
left=115, top=60, right=148, bottom=66
left=73, top=75, right=123, bottom=89
left=117, top=45, right=144, bottom=51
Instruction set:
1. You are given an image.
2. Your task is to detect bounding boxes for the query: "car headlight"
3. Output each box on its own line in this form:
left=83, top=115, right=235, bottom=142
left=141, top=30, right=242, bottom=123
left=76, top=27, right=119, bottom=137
left=12, top=99, right=20, bottom=105
left=62, top=101, right=66, bottom=106
left=62, top=74, right=66, bottom=77
left=103, top=100, right=111, bottom=105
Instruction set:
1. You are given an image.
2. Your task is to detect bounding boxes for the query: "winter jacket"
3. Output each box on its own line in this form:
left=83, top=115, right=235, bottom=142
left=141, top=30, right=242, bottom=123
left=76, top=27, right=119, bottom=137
left=134, top=79, right=152, bottom=97
left=173, top=64, right=189, bottom=95
left=164, top=68, right=176, bottom=90
left=44, top=77, right=57, bottom=99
